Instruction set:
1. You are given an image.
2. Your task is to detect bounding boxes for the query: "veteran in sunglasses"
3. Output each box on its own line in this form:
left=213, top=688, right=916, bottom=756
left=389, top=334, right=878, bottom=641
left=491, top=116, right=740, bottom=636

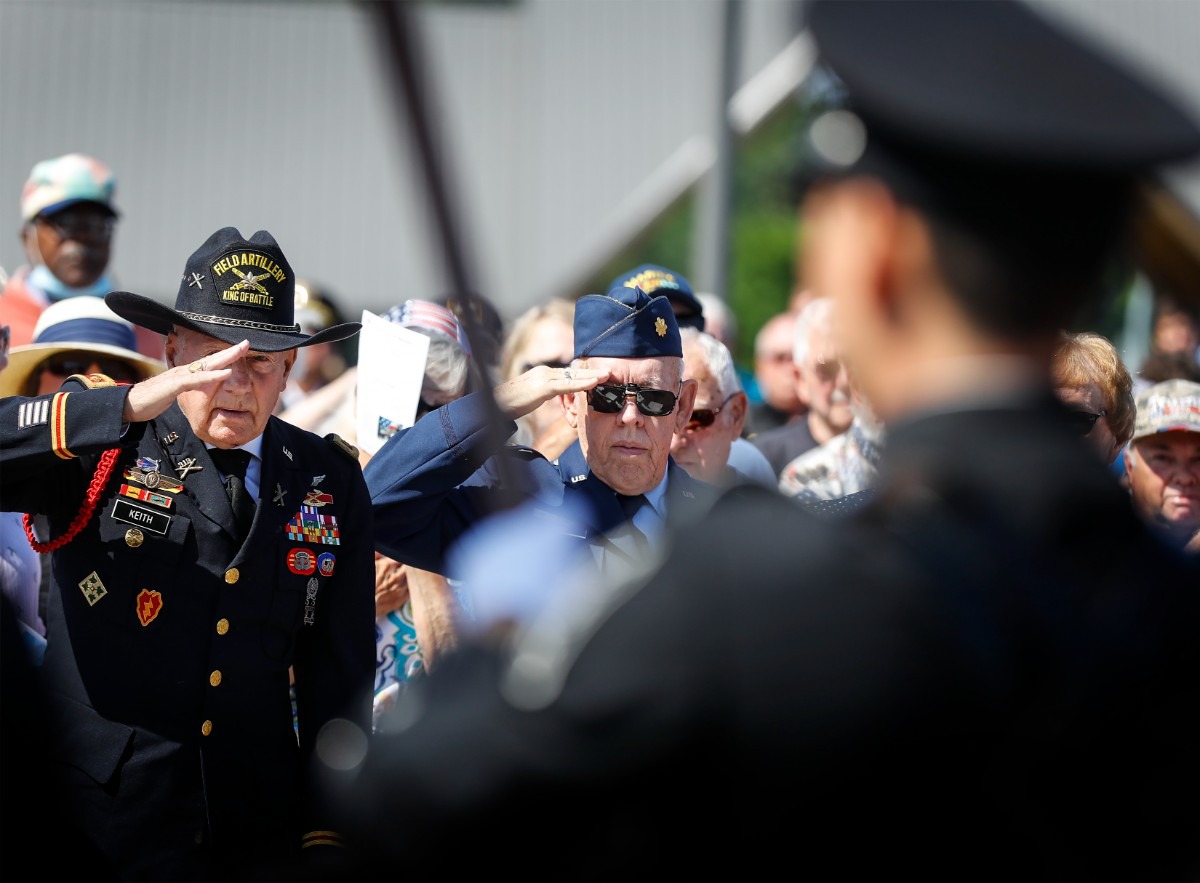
left=366, top=285, right=717, bottom=581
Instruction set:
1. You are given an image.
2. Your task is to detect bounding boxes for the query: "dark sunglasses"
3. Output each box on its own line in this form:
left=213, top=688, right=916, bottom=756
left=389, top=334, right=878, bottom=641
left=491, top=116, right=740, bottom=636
left=41, top=352, right=139, bottom=384
left=588, top=383, right=680, bottom=417
left=686, top=394, right=736, bottom=431
left=1068, top=408, right=1106, bottom=436
left=518, top=359, right=571, bottom=375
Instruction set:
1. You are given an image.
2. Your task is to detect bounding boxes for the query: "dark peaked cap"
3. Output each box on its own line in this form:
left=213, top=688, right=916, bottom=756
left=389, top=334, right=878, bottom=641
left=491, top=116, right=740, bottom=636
left=574, top=286, right=682, bottom=360
left=806, top=0, right=1200, bottom=172
left=108, top=227, right=360, bottom=353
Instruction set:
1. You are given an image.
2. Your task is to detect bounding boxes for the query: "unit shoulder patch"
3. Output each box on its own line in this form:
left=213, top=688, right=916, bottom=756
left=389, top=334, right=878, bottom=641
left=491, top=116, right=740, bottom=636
left=325, top=433, right=359, bottom=463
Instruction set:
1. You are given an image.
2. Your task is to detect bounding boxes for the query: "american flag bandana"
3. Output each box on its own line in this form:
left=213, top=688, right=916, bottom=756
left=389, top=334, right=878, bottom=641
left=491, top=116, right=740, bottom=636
left=382, top=300, right=472, bottom=356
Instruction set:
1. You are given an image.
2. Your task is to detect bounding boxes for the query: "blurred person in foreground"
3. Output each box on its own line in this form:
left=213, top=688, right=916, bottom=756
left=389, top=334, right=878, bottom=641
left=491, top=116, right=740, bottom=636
left=320, top=2, right=1200, bottom=880
left=1123, top=379, right=1200, bottom=551
left=752, top=296, right=853, bottom=476
left=0, top=153, right=161, bottom=359
left=0, top=227, right=374, bottom=880
left=670, top=326, right=774, bottom=488
left=1051, top=330, right=1136, bottom=468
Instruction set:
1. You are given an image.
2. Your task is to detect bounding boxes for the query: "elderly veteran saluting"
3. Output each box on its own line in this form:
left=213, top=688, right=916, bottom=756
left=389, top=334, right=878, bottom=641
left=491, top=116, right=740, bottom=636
left=0, top=226, right=375, bottom=880
left=366, top=285, right=715, bottom=589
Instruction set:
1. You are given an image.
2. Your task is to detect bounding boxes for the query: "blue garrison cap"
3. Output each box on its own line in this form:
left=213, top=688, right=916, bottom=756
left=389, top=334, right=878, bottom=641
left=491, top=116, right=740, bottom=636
left=608, top=264, right=705, bottom=331
left=574, top=286, right=682, bottom=359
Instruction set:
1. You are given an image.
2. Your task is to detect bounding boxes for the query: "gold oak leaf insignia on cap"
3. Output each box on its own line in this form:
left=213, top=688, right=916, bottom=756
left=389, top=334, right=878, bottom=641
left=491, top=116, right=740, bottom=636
left=655, top=317, right=667, bottom=337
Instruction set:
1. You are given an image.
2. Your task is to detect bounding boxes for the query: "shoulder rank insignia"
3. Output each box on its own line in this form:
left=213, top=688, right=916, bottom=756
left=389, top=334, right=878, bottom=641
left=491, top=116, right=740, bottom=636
left=325, top=433, right=359, bottom=463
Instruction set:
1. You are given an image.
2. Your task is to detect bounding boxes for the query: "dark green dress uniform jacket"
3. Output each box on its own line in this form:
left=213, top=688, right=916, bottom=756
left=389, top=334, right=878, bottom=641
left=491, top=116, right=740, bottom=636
left=0, top=375, right=375, bottom=880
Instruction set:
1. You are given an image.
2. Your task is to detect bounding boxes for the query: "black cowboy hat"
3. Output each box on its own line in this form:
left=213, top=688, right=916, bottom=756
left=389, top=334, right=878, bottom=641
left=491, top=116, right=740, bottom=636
left=106, top=227, right=360, bottom=353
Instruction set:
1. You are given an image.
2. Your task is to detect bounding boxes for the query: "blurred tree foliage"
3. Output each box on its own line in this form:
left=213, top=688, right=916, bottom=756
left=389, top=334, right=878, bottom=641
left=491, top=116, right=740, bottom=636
left=586, top=100, right=808, bottom=375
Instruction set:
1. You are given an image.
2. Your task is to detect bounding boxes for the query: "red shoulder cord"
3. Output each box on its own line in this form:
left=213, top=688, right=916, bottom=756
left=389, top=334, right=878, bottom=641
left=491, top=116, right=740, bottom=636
left=24, top=447, right=123, bottom=553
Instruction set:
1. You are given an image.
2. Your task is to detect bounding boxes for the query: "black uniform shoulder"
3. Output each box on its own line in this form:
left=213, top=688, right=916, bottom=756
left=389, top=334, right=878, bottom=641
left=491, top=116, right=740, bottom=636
left=325, top=433, right=360, bottom=464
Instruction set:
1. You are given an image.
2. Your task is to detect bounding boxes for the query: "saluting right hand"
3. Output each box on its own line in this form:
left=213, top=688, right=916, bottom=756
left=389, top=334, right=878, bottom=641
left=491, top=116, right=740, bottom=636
left=493, top=363, right=606, bottom=420
left=121, top=340, right=250, bottom=424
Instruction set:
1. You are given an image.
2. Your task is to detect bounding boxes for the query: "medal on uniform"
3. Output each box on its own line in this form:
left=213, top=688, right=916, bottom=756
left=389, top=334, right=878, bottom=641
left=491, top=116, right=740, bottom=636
left=304, top=577, right=319, bottom=625
left=124, top=464, right=185, bottom=493
left=287, top=548, right=317, bottom=575
left=303, top=489, right=334, bottom=507
left=119, top=483, right=174, bottom=510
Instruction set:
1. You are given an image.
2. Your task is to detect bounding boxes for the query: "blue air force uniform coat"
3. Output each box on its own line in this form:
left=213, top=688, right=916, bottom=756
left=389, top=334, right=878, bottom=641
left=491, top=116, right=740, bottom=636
left=365, top=392, right=719, bottom=579
left=0, top=375, right=375, bottom=879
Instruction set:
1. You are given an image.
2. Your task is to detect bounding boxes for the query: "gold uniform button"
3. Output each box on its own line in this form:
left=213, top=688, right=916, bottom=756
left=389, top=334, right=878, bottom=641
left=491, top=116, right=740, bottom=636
left=209, top=670, right=222, bottom=687
left=224, top=568, right=239, bottom=584
left=124, top=528, right=144, bottom=548
left=201, top=720, right=213, bottom=736
left=216, top=618, right=230, bottom=636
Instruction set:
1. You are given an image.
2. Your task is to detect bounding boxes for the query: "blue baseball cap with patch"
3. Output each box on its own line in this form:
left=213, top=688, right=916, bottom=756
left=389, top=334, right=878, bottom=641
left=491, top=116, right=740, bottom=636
left=574, top=286, right=682, bottom=360
left=608, top=264, right=705, bottom=332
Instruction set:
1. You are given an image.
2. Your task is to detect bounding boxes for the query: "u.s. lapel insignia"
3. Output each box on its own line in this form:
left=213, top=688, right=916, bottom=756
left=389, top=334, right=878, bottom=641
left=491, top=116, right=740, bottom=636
left=161, top=431, right=180, bottom=446
left=136, top=589, right=163, bottom=626
left=304, top=577, right=319, bottom=625
left=79, top=571, right=107, bottom=606
left=273, top=484, right=287, bottom=507
left=175, top=457, right=203, bottom=479
left=303, top=489, right=334, bottom=507
left=282, top=445, right=293, bottom=461
left=311, top=474, right=325, bottom=487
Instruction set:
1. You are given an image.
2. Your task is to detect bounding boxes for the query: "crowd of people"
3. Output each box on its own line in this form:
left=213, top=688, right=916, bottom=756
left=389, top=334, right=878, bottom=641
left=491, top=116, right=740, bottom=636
left=3, top=0, right=1200, bottom=880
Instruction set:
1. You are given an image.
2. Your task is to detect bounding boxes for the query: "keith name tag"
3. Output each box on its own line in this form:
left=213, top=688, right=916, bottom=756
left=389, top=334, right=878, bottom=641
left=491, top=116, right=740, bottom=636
left=111, top=498, right=171, bottom=536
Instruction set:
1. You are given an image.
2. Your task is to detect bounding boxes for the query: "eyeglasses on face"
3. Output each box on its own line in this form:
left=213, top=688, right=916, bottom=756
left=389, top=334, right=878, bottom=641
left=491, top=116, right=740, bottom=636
left=40, top=352, right=139, bottom=384
left=37, top=213, right=116, bottom=241
left=1068, top=408, right=1106, bottom=436
left=685, top=393, right=736, bottom=431
left=588, top=382, right=680, bottom=417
